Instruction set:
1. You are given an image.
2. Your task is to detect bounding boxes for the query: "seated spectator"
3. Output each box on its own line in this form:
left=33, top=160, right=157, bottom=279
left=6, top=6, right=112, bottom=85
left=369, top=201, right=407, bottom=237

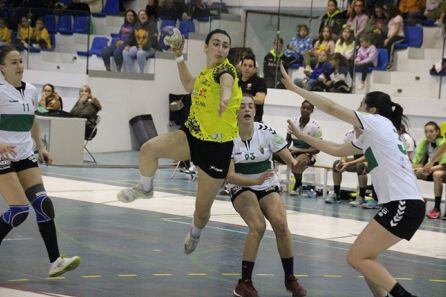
left=346, top=0, right=369, bottom=38
left=102, top=9, right=137, bottom=72
left=191, top=0, right=210, bottom=19
left=14, top=17, right=33, bottom=51
left=319, top=0, right=346, bottom=39
left=399, top=0, right=425, bottom=25
left=285, top=24, right=313, bottom=65
left=383, top=3, right=405, bottom=70
left=324, top=129, right=370, bottom=205
left=38, top=83, right=63, bottom=112
left=296, top=50, right=334, bottom=91
left=425, top=0, right=446, bottom=25
left=238, top=55, right=267, bottom=122
left=122, top=9, right=158, bottom=73
left=412, top=121, right=446, bottom=220
left=399, top=124, right=416, bottom=161
left=302, top=25, right=335, bottom=68
left=335, top=24, right=355, bottom=61
left=30, top=17, right=51, bottom=49
left=263, top=37, right=294, bottom=89
left=158, top=0, right=189, bottom=20
left=354, top=33, right=378, bottom=90
left=67, top=0, right=105, bottom=14
left=324, top=53, right=352, bottom=93
left=70, top=85, right=102, bottom=139
left=0, top=18, right=11, bottom=45
left=285, top=100, right=322, bottom=196
left=366, top=4, right=388, bottom=47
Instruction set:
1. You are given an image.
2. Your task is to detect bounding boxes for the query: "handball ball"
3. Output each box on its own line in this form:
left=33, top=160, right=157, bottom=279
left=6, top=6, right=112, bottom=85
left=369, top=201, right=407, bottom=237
left=159, top=26, right=184, bottom=51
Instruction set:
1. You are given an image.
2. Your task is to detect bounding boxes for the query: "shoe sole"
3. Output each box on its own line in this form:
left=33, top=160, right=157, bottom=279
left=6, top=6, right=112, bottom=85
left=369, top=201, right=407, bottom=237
left=49, top=257, right=81, bottom=277
left=232, top=290, right=242, bottom=297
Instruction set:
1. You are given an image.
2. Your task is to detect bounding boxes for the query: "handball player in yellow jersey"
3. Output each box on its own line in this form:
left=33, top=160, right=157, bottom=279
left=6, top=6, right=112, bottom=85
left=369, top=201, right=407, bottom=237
left=118, top=29, right=242, bottom=254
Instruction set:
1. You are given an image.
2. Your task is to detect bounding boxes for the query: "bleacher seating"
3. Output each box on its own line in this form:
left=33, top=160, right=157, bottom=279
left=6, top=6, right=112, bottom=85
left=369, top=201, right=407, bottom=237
left=160, top=19, right=177, bottom=30
left=77, top=36, right=108, bottom=57
left=370, top=48, right=389, bottom=71
left=103, top=0, right=120, bottom=16
left=395, top=26, right=423, bottom=49
left=44, top=14, right=57, bottom=34
left=57, top=15, right=73, bottom=35
left=73, top=15, right=89, bottom=34
left=179, top=20, right=195, bottom=38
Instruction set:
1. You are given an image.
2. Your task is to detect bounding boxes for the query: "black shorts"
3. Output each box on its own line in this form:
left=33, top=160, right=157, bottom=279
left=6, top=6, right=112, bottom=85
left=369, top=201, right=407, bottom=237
left=230, top=185, right=281, bottom=204
left=0, top=155, right=39, bottom=175
left=180, top=126, right=233, bottom=179
left=374, top=200, right=425, bottom=241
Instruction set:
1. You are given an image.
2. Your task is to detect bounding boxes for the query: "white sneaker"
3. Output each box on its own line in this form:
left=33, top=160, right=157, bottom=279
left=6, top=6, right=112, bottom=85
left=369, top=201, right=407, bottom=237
left=184, top=231, right=200, bottom=255
left=289, top=190, right=298, bottom=196
left=349, top=196, right=365, bottom=207
left=49, top=256, right=81, bottom=277
left=117, top=183, right=153, bottom=203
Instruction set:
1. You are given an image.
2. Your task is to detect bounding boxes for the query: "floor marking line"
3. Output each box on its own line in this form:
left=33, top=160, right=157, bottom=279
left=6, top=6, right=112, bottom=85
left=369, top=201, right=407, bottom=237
left=152, top=273, right=172, bottom=276
left=222, top=273, right=240, bottom=276
left=45, top=277, right=65, bottom=280
left=8, top=278, right=29, bottom=282
left=429, top=279, right=446, bottom=283
left=188, top=273, right=207, bottom=276
left=294, top=275, right=308, bottom=277
left=323, top=275, right=343, bottom=278
left=256, top=274, right=274, bottom=276
left=117, top=274, right=138, bottom=277
left=81, top=275, right=101, bottom=279
left=394, top=277, right=413, bottom=281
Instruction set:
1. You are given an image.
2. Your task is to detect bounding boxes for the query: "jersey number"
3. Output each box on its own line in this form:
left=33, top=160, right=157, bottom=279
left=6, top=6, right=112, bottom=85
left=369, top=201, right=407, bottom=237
left=244, top=153, right=255, bottom=161
left=22, top=103, right=30, bottom=112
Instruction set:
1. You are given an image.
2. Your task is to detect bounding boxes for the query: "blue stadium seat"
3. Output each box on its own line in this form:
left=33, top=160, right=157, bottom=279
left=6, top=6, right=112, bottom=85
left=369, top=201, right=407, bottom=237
left=44, top=14, right=57, bottom=34
left=422, top=19, right=436, bottom=27
left=57, top=14, right=73, bottom=35
left=77, top=36, right=109, bottom=57
left=73, top=15, right=89, bottom=34
left=288, top=62, right=302, bottom=69
left=160, top=19, right=177, bottom=30
left=369, top=48, right=388, bottom=71
left=104, top=0, right=120, bottom=16
left=110, top=37, right=118, bottom=47
left=110, top=32, right=119, bottom=38
left=179, top=20, right=195, bottom=38
left=395, top=26, right=423, bottom=49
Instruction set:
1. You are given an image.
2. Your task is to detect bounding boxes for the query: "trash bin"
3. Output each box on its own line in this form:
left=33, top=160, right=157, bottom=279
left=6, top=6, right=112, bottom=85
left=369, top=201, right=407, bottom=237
left=129, top=114, right=158, bottom=150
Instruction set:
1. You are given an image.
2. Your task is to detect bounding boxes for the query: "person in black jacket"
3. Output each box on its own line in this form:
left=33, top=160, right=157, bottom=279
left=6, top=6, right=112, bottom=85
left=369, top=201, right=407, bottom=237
left=319, top=0, right=347, bottom=39
left=263, top=38, right=294, bottom=89
left=70, top=85, right=102, bottom=139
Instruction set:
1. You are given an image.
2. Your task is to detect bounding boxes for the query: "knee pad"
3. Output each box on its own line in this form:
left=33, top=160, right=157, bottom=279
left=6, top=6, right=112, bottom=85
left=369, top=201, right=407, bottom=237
left=25, top=184, right=55, bottom=223
left=356, top=163, right=368, bottom=176
left=1, top=205, right=29, bottom=227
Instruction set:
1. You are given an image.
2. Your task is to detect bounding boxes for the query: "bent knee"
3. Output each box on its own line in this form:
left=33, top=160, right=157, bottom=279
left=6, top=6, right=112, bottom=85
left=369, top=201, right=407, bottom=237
left=247, top=221, right=266, bottom=238
left=433, top=170, right=445, bottom=179
left=1, top=205, right=30, bottom=228
left=270, top=218, right=289, bottom=237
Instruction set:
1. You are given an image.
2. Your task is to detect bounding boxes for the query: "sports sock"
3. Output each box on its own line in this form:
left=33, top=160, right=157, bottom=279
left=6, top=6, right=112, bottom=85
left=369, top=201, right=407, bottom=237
left=242, top=261, right=255, bottom=281
left=140, top=175, right=154, bottom=192
left=333, top=185, right=341, bottom=196
left=389, top=282, right=415, bottom=297
left=371, top=186, right=378, bottom=201
left=434, top=196, right=441, bottom=210
left=38, top=220, right=60, bottom=263
left=359, top=187, right=366, bottom=198
left=281, top=257, right=294, bottom=277
left=293, top=174, right=302, bottom=191
left=190, top=221, right=202, bottom=238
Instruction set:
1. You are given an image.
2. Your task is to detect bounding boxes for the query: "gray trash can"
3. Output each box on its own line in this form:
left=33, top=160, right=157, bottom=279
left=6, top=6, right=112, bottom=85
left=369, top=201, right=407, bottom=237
left=129, top=114, right=158, bottom=150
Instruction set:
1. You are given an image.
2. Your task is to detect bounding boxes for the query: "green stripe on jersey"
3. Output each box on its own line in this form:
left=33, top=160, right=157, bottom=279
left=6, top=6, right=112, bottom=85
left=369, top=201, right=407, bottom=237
left=235, top=160, right=271, bottom=174
left=292, top=139, right=310, bottom=149
left=0, top=114, right=35, bottom=132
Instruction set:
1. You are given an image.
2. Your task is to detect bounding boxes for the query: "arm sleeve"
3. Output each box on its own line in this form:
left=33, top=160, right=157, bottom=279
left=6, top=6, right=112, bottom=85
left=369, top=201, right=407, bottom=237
left=213, top=62, right=236, bottom=83
left=264, top=125, right=288, bottom=153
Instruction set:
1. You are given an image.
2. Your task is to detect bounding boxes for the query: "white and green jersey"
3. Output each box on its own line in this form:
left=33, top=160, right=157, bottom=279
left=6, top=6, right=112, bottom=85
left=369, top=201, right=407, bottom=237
left=231, top=122, right=287, bottom=191
left=288, top=117, right=322, bottom=149
left=352, top=111, right=422, bottom=204
left=0, top=81, right=38, bottom=161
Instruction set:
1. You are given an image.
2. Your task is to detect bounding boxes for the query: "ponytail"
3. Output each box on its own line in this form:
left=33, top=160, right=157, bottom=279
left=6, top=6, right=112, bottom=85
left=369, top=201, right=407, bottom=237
left=365, top=91, right=407, bottom=130
left=390, top=102, right=405, bottom=131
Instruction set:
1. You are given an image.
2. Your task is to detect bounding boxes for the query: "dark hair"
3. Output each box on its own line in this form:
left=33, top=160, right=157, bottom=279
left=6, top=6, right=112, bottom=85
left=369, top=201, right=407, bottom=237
left=364, top=91, right=406, bottom=130
left=274, top=37, right=284, bottom=44
left=297, top=24, right=309, bottom=34
left=0, top=44, right=17, bottom=65
left=124, top=9, right=138, bottom=24
left=424, top=121, right=441, bottom=133
left=339, top=25, right=354, bottom=46
left=359, top=32, right=373, bottom=44
left=328, top=0, right=338, bottom=7
left=241, top=55, right=256, bottom=67
left=319, top=25, right=333, bottom=43
left=384, top=3, right=399, bottom=19
left=302, top=99, right=314, bottom=110
left=205, top=29, right=231, bottom=45
left=351, top=0, right=365, bottom=18
left=42, top=83, right=55, bottom=93
left=331, top=53, right=348, bottom=70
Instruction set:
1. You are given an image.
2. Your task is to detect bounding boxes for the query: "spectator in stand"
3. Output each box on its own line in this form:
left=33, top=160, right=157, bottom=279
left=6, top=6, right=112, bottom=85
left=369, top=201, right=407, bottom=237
left=15, top=17, right=33, bottom=51
left=296, top=50, right=334, bottom=91
left=122, top=9, right=158, bottom=73
left=302, top=26, right=335, bottom=69
left=37, top=84, right=63, bottom=113
left=425, top=0, right=446, bottom=25
left=354, top=33, right=378, bottom=90
left=263, top=38, right=294, bottom=89
left=29, top=17, right=51, bottom=50
left=101, top=9, right=137, bottom=72
left=191, top=0, right=210, bottom=19
left=285, top=24, right=313, bottom=65
left=346, top=0, right=369, bottom=38
left=412, top=121, right=446, bottom=220
left=0, top=18, right=11, bottom=45
left=366, top=4, right=388, bottom=47
left=158, top=0, right=189, bottom=21
left=238, top=55, right=267, bottom=122
left=399, top=124, right=416, bottom=161
left=383, top=3, right=405, bottom=70
left=67, top=0, right=105, bottom=14
left=399, top=0, right=425, bottom=25
left=70, top=85, right=102, bottom=139
left=319, top=0, right=346, bottom=39
left=335, top=24, right=355, bottom=61
left=324, top=53, right=352, bottom=93
left=146, top=0, right=159, bottom=20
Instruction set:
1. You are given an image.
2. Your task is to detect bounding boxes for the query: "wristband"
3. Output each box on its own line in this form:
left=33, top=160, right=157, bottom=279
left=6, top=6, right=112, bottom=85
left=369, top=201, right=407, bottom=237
left=175, top=55, right=184, bottom=63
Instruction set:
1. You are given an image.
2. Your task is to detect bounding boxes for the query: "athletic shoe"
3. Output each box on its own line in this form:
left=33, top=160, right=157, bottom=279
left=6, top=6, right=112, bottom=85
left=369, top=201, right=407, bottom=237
left=285, top=275, right=307, bottom=297
left=361, top=199, right=379, bottom=209
left=349, top=196, right=365, bottom=207
left=324, top=192, right=339, bottom=204
left=49, top=256, right=81, bottom=277
left=184, top=231, right=200, bottom=255
left=301, top=189, right=317, bottom=199
left=426, top=208, right=441, bottom=219
left=289, top=189, right=299, bottom=196
left=117, top=184, right=153, bottom=203
left=233, top=279, right=259, bottom=297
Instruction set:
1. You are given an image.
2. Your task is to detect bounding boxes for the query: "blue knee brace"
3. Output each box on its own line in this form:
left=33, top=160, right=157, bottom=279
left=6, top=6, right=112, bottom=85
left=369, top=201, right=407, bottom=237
left=1, top=205, right=29, bottom=227
left=25, top=184, right=55, bottom=223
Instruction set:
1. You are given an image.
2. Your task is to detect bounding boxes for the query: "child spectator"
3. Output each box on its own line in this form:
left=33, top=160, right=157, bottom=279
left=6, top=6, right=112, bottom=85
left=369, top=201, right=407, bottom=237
left=354, top=33, right=378, bottom=90
left=295, top=50, right=334, bottom=91
left=383, top=3, right=405, bottom=70
left=425, top=0, right=446, bottom=25
left=412, top=121, right=446, bottom=220
left=324, top=53, right=352, bottom=93
left=335, top=24, right=355, bottom=61
left=302, top=25, right=335, bottom=68
left=101, top=9, right=137, bottom=72
left=319, top=0, right=346, bottom=39
left=263, top=37, right=294, bottom=88
left=0, top=18, right=11, bottom=45
left=38, top=83, right=63, bottom=112
left=15, top=17, right=33, bottom=50
left=285, top=24, right=313, bottom=65
left=399, top=0, right=425, bottom=25
left=70, top=85, right=102, bottom=139
left=366, top=4, right=388, bottom=47
left=30, top=17, right=51, bottom=49
left=346, top=0, right=369, bottom=38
